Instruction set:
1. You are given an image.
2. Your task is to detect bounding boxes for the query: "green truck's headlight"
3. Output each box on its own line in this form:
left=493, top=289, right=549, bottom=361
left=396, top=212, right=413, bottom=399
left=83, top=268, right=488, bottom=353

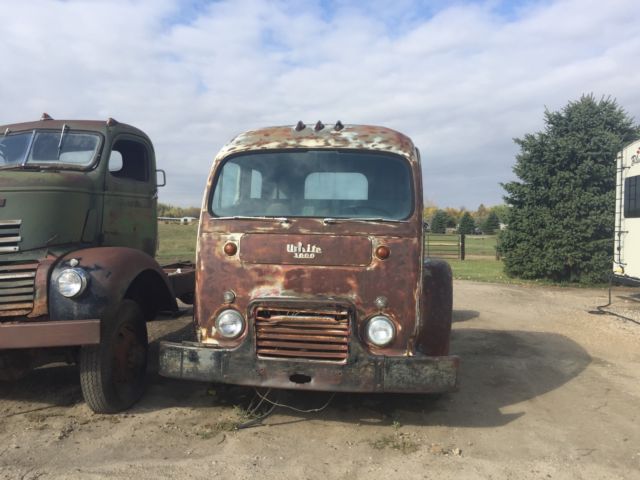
left=56, top=268, right=89, bottom=298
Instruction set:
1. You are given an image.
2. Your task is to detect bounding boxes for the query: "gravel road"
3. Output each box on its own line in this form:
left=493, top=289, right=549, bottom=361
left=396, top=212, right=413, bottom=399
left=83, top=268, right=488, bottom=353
left=1, top=281, right=639, bottom=479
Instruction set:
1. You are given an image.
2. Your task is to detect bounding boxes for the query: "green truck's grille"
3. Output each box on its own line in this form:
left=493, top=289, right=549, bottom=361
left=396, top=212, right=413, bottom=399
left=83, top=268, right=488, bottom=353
left=0, top=220, right=22, bottom=253
left=0, top=261, right=38, bottom=317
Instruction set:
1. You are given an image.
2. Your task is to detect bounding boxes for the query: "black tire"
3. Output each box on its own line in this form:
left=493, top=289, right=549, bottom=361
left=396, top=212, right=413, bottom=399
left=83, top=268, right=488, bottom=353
left=79, top=299, right=148, bottom=413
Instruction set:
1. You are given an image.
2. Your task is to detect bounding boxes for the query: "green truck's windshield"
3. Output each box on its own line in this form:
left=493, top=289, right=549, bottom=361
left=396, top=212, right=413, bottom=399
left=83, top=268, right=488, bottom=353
left=0, top=130, right=100, bottom=169
left=210, top=150, right=413, bottom=220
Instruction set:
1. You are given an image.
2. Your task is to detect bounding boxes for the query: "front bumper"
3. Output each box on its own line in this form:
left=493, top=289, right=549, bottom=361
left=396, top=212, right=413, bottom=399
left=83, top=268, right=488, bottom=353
left=159, top=340, right=459, bottom=393
left=0, top=320, right=100, bottom=349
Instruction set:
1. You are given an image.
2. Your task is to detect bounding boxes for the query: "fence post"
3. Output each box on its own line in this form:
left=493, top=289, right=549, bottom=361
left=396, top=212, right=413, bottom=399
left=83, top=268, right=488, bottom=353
left=460, top=234, right=465, bottom=261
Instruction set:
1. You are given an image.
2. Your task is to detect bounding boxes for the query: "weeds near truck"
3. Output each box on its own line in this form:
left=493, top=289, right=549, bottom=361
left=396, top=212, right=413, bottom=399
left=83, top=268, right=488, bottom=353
left=370, top=431, right=420, bottom=454
left=195, top=420, right=237, bottom=439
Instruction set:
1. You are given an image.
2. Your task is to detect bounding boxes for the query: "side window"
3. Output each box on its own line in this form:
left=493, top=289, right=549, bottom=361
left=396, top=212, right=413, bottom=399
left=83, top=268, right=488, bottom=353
left=212, top=162, right=241, bottom=209
left=624, top=175, right=640, bottom=218
left=109, top=139, right=149, bottom=182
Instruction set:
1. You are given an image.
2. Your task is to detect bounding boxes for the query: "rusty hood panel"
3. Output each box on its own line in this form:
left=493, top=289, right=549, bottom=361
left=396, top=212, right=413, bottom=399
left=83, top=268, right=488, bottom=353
left=196, top=228, right=421, bottom=356
left=239, top=233, right=372, bottom=266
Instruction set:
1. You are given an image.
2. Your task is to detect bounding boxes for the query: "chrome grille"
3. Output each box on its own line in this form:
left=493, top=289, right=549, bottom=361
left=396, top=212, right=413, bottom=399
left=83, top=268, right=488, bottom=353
left=0, top=220, right=22, bottom=253
left=255, top=306, right=350, bottom=362
left=0, top=261, right=38, bottom=316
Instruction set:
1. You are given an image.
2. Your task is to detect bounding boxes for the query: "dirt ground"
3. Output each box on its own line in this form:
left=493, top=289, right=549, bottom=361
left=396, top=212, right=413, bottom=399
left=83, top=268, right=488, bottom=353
left=1, top=281, right=639, bottom=480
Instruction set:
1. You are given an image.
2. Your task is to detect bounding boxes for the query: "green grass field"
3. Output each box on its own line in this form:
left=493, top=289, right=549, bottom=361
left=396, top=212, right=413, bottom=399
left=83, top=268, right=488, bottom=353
left=465, top=235, right=498, bottom=257
left=156, top=222, right=198, bottom=263
left=447, top=258, right=507, bottom=282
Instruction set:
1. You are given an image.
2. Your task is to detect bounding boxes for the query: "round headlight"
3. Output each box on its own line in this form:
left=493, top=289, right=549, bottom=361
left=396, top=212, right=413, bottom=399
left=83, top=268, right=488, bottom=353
left=57, top=268, right=89, bottom=298
left=366, top=315, right=396, bottom=347
left=215, top=309, right=245, bottom=338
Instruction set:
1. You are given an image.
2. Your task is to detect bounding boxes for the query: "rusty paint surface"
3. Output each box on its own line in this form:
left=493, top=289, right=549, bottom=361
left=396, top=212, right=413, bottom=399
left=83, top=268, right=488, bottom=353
left=174, top=123, right=458, bottom=393
left=0, top=319, right=100, bottom=349
left=239, top=233, right=372, bottom=266
left=30, top=256, right=56, bottom=318
left=159, top=340, right=459, bottom=393
left=215, top=124, right=417, bottom=162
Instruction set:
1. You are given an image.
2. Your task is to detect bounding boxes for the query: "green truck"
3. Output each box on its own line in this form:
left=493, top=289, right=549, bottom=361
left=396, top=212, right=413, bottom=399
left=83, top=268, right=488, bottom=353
left=0, top=114, right=194, bottom=413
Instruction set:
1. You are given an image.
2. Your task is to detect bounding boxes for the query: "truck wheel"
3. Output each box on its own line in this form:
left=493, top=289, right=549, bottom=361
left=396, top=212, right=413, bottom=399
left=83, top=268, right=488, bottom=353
left=79, top=299, right=148, bottom=413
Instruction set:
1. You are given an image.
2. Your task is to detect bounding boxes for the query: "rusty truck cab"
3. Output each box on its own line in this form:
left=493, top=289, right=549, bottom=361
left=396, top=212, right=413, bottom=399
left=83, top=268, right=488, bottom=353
left=160, top=122, right=458, bottom=393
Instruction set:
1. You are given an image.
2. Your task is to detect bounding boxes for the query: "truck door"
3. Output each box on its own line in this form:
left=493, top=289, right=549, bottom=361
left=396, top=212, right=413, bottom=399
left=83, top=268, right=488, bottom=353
left=102, top=135, right=157, bottom=256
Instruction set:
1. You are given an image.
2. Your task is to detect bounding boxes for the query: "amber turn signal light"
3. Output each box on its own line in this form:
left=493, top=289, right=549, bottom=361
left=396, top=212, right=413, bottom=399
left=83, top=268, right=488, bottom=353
left=375, top=245, right=390, bottom=260
left=223, top=242, right=238, bottom=256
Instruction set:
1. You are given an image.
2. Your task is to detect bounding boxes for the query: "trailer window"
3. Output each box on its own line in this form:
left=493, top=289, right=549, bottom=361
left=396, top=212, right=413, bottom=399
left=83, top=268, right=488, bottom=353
left=624, top=175, right=640, bottom=218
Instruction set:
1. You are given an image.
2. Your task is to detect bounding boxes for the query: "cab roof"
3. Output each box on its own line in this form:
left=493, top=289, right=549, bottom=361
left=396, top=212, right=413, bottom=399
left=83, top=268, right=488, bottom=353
left=0, top=116, right=149, bottom=140
left=216, top=122, right=418, bottom=163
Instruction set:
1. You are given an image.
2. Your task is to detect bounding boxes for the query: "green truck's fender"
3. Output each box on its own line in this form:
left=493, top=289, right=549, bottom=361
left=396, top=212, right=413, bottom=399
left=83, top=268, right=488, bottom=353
left=48, top=246, right=178, bottom=324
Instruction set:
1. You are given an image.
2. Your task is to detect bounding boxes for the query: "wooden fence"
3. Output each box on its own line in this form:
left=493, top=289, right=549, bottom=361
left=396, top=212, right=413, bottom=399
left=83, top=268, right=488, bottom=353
left=425, top=234, right=464, bottom=260
left=424, top=234, right=502, bottom=260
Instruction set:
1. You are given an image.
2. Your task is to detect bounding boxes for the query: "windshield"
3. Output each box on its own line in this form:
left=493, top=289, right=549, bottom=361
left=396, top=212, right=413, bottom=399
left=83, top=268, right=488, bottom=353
left=210, top=150, right=413, bottom=220
left=0, top=130, right=101, bottom=169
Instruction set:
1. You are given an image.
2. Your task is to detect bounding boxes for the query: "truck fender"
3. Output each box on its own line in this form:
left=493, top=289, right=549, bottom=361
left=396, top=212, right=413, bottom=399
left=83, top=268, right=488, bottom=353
left=49, top=247, right=178, bottom=324
left=416, top=258, right=453, bottom=356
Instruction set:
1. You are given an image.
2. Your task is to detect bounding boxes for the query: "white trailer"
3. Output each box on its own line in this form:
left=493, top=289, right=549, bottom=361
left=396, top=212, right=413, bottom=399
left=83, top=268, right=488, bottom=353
left=613, top=139, right=640, bottom=286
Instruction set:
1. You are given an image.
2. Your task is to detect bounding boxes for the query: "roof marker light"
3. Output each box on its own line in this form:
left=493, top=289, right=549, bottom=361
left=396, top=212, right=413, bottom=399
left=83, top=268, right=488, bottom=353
left=314, top=121, right=325, bottom=131
left=295, top=121, right=306, bottom=131
left=40, top=113, right=53, bottom=121
left=106, top=117, right=119, bottom=126
left=334, top=120, right=344, bottom=131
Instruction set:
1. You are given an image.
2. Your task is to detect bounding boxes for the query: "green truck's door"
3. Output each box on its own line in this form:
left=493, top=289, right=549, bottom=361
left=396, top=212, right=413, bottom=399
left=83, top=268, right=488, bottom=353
left=102, top=135, right=157, bottom=256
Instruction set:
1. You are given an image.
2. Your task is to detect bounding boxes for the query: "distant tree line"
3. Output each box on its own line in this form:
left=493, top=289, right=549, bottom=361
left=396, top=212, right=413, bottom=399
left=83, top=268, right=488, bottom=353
left=158, top=203, right=200, bottom=218
left=424, top=204, right=507, bottom=235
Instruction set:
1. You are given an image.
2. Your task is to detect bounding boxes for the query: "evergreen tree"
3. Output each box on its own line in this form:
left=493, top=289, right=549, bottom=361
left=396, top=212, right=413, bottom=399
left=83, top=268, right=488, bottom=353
left=491, top=205, right=510, bottom=224
left=430, top=210, right=450, bottom=234
left=501, top=95, right=639, bottom=283
left=458, top=212, right=476, bottom=235
left=482, top=211, right=500, bottom=234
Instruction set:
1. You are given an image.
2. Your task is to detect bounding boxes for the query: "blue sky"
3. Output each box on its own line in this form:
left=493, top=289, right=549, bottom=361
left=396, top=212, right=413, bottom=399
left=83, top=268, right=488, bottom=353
left=1, top=0, right=639, bottom=209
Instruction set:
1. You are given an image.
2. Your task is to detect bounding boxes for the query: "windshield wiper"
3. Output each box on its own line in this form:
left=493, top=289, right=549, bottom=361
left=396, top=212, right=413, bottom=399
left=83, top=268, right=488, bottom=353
left=322, top=217, right=404, bottom=225
left=0, top=163, right=61, bottom=171
left=0, top=163, right=41, bottom=171
left=216, top=216, right=291, bottom=223
left=57, top=124, right=68, bottom=160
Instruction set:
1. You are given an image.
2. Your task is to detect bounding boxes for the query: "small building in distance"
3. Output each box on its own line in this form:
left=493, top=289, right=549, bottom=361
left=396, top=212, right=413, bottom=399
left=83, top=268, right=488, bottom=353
left=158, top=216, right=198, bottom=225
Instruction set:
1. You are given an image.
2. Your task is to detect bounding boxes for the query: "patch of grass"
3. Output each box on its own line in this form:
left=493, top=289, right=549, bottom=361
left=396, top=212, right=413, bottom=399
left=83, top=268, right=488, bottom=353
left=449, top=258, right=551, bottom=285
left=370, top=432, right=419, bottom=454
left=156, top=222, right=198, bottom=264
left=449, top=259, right=606, bottom=288
left=449, top=258, right=508, bottom=283
left=464, top=235, right=498, bottom=256
left=196, top=420, right=237, bottom=439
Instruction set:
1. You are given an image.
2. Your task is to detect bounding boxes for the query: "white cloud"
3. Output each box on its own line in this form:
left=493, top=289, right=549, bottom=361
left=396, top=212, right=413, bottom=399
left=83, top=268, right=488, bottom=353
left=1, top=0, right=639, bottom=208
